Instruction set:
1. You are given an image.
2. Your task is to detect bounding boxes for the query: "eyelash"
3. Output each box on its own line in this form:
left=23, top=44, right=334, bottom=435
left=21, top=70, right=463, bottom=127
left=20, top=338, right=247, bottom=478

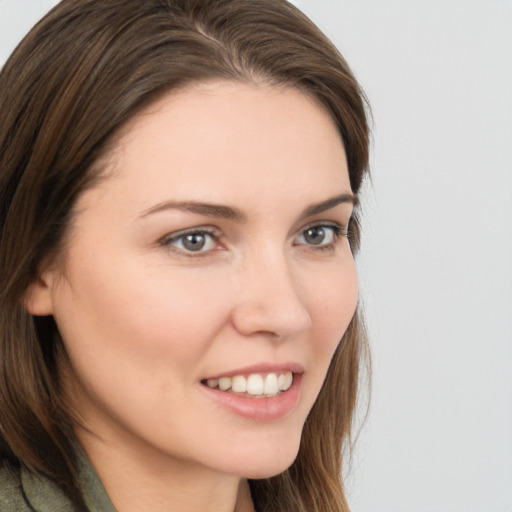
left=295, top=222, right=348, bottom=252
left=160, top=222, right=348, bottom=257
left=159, top=227, right=221, bottom=257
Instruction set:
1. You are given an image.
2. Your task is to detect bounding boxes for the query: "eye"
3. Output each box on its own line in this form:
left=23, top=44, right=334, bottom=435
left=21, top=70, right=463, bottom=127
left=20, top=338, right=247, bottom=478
left=161, top=228, right=219, bottom=254
left=295, top=223, right=345, bottom=248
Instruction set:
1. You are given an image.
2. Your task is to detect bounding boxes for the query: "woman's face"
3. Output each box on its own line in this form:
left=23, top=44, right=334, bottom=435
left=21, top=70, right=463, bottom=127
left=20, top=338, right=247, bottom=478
left=36, top=81, right=358, bottom=479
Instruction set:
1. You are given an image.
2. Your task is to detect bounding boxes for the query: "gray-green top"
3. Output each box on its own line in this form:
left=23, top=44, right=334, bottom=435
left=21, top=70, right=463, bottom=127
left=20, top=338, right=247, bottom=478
left=0, top=451, right=117, bottom=512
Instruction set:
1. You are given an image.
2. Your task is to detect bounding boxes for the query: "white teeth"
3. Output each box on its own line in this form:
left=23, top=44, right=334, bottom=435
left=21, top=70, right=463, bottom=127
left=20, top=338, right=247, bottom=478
left=207, top=378, right=219, bottom=388
left=231, top=375, right=247, bottom=393
left=278, top=372, right=293, bottom=391
left=205, top=371, right=294, bottom=396
left=246, top=374, right=264, bottom=395
left=264, top=373, right=279, bottom=396
left=218, top=377, right=231, bottom=391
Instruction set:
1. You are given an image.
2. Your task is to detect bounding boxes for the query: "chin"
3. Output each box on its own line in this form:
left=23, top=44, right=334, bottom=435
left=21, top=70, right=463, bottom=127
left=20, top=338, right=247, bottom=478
left=242, top=461, right=296, bottom=480
left=228, top=437, right=301, bottom=480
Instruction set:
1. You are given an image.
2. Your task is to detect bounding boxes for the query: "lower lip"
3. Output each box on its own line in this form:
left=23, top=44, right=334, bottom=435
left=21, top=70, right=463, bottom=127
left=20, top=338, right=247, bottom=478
left=200, top=373, right=302, bottom=421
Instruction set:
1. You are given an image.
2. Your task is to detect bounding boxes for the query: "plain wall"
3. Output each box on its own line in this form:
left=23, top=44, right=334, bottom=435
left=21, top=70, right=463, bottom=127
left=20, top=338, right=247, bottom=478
left=1, top=1, right=511, bottom=511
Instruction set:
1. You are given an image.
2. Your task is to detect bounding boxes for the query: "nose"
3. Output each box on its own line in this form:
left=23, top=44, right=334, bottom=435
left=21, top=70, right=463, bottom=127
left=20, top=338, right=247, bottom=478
left=230, top=246, right=312, bottom=340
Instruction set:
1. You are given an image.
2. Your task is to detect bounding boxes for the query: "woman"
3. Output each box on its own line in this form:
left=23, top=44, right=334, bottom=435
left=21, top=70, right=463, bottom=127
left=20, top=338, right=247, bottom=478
left=0, top=0, right=370, bottom=510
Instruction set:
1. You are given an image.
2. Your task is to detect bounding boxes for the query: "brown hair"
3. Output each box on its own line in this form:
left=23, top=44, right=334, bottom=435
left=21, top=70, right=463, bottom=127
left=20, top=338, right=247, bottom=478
left=0, top=0, right=370, bottom=510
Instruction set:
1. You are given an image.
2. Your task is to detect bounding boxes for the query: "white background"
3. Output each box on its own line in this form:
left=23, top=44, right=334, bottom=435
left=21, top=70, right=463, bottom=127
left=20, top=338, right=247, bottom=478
left=1, top=1, right=511, bottom=511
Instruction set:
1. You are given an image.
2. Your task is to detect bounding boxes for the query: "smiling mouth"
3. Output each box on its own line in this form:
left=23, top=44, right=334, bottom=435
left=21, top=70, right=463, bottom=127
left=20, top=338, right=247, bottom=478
left=201, top=371, right=293, bottom=398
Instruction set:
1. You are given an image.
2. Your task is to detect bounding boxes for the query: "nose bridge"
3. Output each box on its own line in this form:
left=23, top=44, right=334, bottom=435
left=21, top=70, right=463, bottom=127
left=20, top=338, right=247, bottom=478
left=231, top=241, right=312, bottom=338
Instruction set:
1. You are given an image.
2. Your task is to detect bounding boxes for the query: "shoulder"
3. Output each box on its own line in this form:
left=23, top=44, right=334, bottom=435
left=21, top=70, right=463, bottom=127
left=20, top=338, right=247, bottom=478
left=0, top=459, right=33, bottom=511
left=0, top=458, right=78, bottom=512
left=0, top=450, right=116, bottom=512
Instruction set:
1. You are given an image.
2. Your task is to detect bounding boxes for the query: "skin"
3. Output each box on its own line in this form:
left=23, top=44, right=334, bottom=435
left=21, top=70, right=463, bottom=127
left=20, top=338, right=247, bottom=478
left=27, top=81, right=358, bottom=512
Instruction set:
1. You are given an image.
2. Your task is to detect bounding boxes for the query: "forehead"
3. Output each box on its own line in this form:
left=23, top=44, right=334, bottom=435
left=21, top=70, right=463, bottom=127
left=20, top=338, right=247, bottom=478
left=77, top=80, right=350, bottom=217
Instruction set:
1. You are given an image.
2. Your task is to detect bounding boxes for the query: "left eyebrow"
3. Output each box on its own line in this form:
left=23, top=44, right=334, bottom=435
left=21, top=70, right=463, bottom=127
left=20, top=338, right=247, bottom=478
left=299, top=193, right=357, bottom=219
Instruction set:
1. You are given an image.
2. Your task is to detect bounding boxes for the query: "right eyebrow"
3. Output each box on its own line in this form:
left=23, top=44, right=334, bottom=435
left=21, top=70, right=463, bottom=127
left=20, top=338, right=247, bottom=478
left=138, top=201, right=247, bottom=221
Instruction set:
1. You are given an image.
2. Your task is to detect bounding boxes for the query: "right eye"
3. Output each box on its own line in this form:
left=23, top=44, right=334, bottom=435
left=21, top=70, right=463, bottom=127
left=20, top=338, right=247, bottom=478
left=161, top=228, right=219, bottom=255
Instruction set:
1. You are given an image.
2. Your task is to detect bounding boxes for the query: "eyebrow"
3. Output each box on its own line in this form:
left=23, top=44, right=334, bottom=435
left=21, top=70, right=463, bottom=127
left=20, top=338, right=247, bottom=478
left=140, top=201, right=247, bottom=220
left=299, top=193, right=357, bottom=218
left=139, top=193, right=356, bottom=221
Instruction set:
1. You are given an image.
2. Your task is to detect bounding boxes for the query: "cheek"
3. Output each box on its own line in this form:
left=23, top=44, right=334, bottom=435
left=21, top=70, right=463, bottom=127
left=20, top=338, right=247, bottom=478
left=309, top=257, right=358, bottom=345
left=51, top=257, right=238, bottom=435
left=53, top=251, right=240, bottom=378
left=299, top=257, right=358, bottom=399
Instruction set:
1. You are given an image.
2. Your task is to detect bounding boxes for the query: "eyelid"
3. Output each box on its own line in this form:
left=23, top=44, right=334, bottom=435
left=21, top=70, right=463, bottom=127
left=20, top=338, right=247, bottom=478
left=296, top=220, right=347, bottom=237
left=159, top=226, right=222, bottom=256
left=293, top=221, right=348, bottom=248
left=160, top=225, right=221, bottom=241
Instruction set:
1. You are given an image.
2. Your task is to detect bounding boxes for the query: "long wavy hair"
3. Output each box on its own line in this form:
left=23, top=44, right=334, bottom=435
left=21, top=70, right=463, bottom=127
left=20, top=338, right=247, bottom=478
left=0, top=0, right=370, bottom=510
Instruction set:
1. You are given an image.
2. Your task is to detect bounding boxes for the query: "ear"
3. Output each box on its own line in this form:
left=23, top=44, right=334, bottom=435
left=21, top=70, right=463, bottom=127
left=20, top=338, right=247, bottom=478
left=24, top=271, right=56, bottom=316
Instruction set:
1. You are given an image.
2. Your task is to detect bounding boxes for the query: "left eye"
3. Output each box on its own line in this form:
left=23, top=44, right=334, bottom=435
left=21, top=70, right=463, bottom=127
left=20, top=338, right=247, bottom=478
left=295, top=224, right=342, bottom=247
left=164, top=230, right=218, bottom=253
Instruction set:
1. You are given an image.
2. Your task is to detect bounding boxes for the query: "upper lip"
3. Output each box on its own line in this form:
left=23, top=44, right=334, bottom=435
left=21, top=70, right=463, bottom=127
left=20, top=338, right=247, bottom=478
left=202, top=362, right=305, bottom=380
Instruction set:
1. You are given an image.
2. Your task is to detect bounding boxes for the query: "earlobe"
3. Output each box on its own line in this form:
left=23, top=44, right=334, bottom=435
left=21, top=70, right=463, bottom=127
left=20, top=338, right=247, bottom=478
left=24, top=272, right=56, bottom=316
